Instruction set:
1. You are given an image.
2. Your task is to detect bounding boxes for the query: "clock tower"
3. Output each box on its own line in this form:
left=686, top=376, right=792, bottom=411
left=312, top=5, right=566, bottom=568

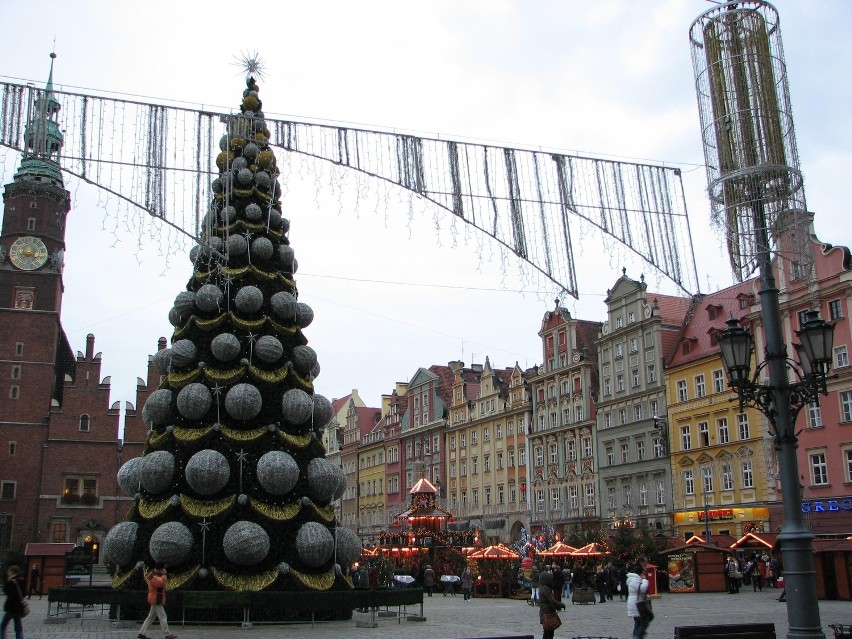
left=0, top=53, right=74, bottom=548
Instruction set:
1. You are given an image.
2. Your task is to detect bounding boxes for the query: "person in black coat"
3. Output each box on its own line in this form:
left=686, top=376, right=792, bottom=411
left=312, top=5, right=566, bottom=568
left=538, top=571, right=566, bottom=639
left=550, top=564, right=564, bottom=602
left=2, top=565, right=25, bottom=639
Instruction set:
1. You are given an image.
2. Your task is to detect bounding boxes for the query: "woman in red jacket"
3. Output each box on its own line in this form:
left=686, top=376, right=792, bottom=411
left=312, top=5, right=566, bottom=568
left=138, top=563, right=177, bottom=639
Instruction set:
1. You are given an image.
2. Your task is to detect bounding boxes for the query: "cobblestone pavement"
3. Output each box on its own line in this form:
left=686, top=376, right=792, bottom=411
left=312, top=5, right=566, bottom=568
left=12, top=588, right=851, bottom=639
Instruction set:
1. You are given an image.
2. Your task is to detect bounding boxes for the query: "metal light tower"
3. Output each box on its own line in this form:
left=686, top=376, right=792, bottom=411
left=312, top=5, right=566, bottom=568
left=690, top=3, right=827, bottom=639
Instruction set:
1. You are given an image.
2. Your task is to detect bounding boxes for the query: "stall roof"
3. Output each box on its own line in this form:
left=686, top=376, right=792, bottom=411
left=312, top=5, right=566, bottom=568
left=730, top=532, right=778, bottom=550
left=24, top=543, right=76, bottom=556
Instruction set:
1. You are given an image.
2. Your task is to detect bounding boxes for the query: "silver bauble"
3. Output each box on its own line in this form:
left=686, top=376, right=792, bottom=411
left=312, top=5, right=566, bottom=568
left=244, top=203, right=262, bottom=221
left=220, top=172, right=233, bottom=191
left=185, top=449, right=230, bottom=496
left=168, top=307, right=185, bottom=327
left=235, top=286, right=263, bottom=314
left=254, top=335, right=283, bottom=363
left=273, top=179, right=282, bottom=198
left=268, top=210, right=283, bottom=230
left=103, top=521, right=138, bottom=567
left=226, top=234, right=248, bottom=257
left=138, top=450, right=175, bottom=494
left=251, top=237, right=274, bottom=261
left=270, top=291, right=297, bottom=320
left=232, top=156, right=248, bottom=171
left=196, top=284, right=224, bottom=313
left=292, top=345, right=317, bottom=375
left=281, top=389, right=313, bottom=425
left=211, top=333, right=241, bottom=362
left=306, top=458, right=338, bottom=503
left=211, top=177, right=223, bottom=194
left=278, top=245, right=294, bottom=269
left=223, top=521, right=270, bottom=566
left=152, top=348, right=172, bottom=375
left=149, top=521, right=194, bottom=566
left=189, top=245, right=201, bottom=263
left=208, top=236, right=225, bottom=254
left=293, top=258, right=299, bottom=274
left=295, top=303, right=314, bottom=328
left=219, top=135, right=229, bottom=151
left=310, top=360, right=321, bottom=379
left=176, top=383, right=212, bottom=420
left=142, top=389, right=173, bottom=427
left=335, top=527, right=363, bottom=569
left=256, top=450, right=299, bottom=496
left=220, top=206, right=238, bottom=224
left=170, top=339, right=197, bottom=368
left=280, top=217, right=290, bottom=234
left=295, top=522, right=334, bottom=568
left=117, top=456, right=142, bottom=495
left=225, top=383, right=263, bottom=420
left=237, top=168, right=254, bottom=186
left=243, top=142, right=259, bottom=162
left=173, top=291, right=196, bottom=315
left=312, top=394, right=333, bottom=428
left=254, top=171, right=272, bottom=191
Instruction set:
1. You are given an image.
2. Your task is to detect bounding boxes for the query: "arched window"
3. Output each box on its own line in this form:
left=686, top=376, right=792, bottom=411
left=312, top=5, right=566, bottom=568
left=79, top=414, right=91, bottom=432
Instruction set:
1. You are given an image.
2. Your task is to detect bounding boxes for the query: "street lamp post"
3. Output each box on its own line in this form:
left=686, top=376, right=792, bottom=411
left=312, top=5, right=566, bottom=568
left=719, top=296, right=834, bottom=639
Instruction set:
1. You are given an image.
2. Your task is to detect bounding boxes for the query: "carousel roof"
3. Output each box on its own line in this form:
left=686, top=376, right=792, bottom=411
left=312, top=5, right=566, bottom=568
left=409, top=477, right=438, bottom=494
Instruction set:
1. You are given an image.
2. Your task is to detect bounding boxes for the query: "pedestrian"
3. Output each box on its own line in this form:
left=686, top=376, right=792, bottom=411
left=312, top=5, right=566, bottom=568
left=618, top=564, right=629, bottom=601
left=550, top=563, right=563, bottom=602
left=753, top=555, right=765, bottom=592
left=594, top=563, right=607, bottom=603
left=137, top=562, right=177, bottom=639
left=26, top=565, right=40, bottom=600
left=461, top=566, right=473, bottom=601
left=1, top=565, right=26, bottom=639
left=530, top=564, right=540, bottom=605
left=604, top=561, right=617, bottom=600
left=725, top=556, right=740, bottom=594
left=626, top=561, right=652, bottom=639
left=423, top=564, right=435, bottom=597
left=561, top=565, right=572, bottom=599
left=537, top=570, right=566, bottom=639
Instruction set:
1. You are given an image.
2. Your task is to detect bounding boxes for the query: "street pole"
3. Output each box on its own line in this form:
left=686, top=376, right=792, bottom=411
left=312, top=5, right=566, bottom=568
left=754, top=201, right=823, bottom=639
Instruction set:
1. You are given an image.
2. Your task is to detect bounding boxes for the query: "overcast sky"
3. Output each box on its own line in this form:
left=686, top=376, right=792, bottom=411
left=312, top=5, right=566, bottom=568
left=1, top=1, right=850, bottom=421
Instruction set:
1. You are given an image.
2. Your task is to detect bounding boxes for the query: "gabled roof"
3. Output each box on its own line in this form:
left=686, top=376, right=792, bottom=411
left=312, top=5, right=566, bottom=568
left=25, top=543, right=76, bottom=557
left=356, top=406, right=382, bottom=436
left=410, top=477, right=438, bottom=494
left=668, top=279, right=757, bottom=367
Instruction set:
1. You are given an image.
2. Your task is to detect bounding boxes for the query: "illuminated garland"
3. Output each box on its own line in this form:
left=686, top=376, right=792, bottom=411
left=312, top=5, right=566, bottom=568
left=222, top=425, right=266, bottom=442
left=290, top=567, right=335, bottom=591
left=138, top=497, right=173, bottom=519
left=212, top=566, right=279, bottom=591
left=173, top=425, right=214, bottom=443
left=181, top=494, right=236, bottom=518
left=250, top=499, right=301, bottom=521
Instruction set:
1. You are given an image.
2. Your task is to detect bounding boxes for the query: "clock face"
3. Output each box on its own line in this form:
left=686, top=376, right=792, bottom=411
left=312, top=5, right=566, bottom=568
left=9, top=236, right=49, bottom=271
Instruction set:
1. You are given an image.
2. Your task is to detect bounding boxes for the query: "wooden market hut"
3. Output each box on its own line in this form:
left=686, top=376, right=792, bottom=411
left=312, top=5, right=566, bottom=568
left=811, top=537, right=852, bottom=600
left=23, top=543, right=76, bottom=592
left=657, top=535, right=736, bottom=593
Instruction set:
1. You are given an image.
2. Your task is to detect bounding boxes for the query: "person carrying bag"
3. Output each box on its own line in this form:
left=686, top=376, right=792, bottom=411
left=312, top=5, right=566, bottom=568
left=626, top=560, right=653, bottom=639
left=537, top=570, right=566, bottom=639
left=2, top=565, right=27, bottom=639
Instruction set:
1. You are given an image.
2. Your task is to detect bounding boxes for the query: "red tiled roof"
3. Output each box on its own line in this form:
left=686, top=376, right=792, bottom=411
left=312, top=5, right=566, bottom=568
left=331, top=394, right=351, bottom=415
left=667, top=280, right=757, bottom=367
left=355, top=406, right=381, bottom=436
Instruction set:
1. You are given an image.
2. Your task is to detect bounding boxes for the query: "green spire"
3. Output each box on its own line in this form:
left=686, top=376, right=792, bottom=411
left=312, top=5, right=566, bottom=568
left=14, top=52, right=64, bottom=186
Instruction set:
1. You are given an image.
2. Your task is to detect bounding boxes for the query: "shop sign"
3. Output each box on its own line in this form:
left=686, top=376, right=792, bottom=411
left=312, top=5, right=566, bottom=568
left=801, top=498, right=852, bottom=513
left=697, top=508, right=734, bottom=521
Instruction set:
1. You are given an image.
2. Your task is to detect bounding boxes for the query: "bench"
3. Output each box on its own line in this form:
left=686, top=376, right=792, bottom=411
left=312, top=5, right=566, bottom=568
left=674, top=623, right=775, bottom=639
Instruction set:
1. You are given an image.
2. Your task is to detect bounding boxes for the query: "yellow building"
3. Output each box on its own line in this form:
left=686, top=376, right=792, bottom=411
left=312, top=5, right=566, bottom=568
left=358, top=417, right=387, bottom=543
left=665, top=282, right=778, bottom=539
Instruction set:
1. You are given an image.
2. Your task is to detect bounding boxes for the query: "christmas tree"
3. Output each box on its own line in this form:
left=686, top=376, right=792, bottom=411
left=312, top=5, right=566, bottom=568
left=103, top=70, right=361, bottom=593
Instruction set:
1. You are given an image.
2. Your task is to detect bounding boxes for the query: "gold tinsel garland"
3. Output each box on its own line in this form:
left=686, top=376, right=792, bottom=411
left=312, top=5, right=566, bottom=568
left=181, top=494, right=236, bottom=518
left=231, top=314, right=266, bottom=332
left=194, top=313, right=228, bottom=332
left=112, top=566, right=137, bottom=588
left=220, top=265, right=249, bottom=279
left=167, top=368, right=202, bottom=389
left=290, top=568, right=335, bottom=591
left=138, top=497, right=173, bottom=519
left=248, top=264, right=276, bottom=282
left=147, top=429, right=171, bottom=449
left=289, top=367, right=314, bottom=392
left=164, top=565, right=200, bottom=590
left=248, top=364, right=288, bottom=384
left=212, top=566, right=279, bottom=591
left=278, top=274, right=296, bottom=289
left=203, top=366, right=245, bottom=385
left=222, top=426, right=267, bottom=442
left=250, top=499, right=301, bottom=521
left=172, top=425, right=214, bottom=443
left=277, top=430, right=312, bottom=449
left=269, top=318, right=299, bottom=337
